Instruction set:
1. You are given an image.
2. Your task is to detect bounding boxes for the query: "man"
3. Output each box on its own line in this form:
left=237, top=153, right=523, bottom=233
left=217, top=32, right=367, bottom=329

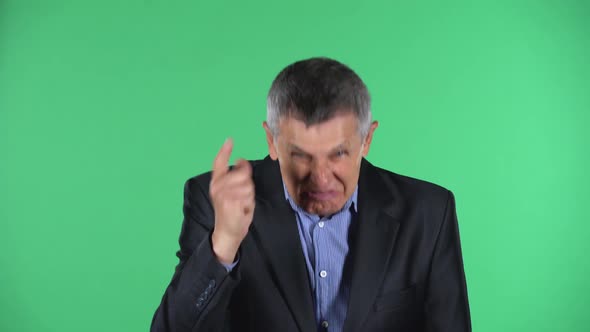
left=151, top=57, right=471, bottom=331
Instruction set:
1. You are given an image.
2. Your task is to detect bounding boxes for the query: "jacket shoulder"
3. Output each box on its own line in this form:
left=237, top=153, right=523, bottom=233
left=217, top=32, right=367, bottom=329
left=371, top=163, right=452, bottom=206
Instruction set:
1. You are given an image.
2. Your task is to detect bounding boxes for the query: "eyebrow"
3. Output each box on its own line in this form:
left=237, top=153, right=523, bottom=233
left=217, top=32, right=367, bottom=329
left=287, top=144, right=310, bottom=155
left=288, top=142, right=350, bottom=155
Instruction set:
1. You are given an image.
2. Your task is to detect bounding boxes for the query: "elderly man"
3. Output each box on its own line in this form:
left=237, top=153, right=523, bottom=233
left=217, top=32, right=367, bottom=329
left=151, top=57, right=471, bottom=332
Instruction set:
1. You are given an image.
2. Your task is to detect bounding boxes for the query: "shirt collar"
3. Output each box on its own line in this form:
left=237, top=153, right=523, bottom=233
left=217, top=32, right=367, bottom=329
left=282, top=181, right=358, bottom=217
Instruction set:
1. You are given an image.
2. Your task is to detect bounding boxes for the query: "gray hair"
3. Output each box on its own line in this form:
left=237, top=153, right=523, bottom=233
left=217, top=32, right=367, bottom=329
left=266, top=57, right=372, bottom=138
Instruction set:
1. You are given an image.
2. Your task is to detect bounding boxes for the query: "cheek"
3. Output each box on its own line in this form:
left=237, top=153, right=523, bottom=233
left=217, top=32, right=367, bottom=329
left=333, top=164, right=356, bottom=187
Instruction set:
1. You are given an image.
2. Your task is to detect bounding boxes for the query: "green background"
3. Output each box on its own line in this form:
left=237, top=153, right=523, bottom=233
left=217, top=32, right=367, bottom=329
left=1, top=1, right=588, bottom=331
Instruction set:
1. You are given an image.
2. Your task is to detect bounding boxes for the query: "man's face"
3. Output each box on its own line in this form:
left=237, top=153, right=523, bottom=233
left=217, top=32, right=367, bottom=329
left=263, top=112, right=378, bottom=216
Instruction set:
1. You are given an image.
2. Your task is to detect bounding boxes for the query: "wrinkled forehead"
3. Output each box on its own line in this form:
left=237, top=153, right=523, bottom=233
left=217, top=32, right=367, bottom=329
left=282, top=107, right=359, bottom=128
left=277, top=113, right=362, bottom=152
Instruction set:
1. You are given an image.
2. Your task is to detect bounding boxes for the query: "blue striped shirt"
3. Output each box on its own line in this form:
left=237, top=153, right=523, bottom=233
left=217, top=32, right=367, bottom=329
left=283, top=184, right=358, bottom=332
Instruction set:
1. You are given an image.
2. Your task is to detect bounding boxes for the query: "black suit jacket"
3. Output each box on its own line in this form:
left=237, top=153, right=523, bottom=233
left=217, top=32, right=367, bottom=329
left=151, top=156, right=471, bottom=331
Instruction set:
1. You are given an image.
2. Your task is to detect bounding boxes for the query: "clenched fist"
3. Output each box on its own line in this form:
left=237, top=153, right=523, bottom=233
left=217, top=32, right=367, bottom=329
left=210, top=138, right=255, bottom=265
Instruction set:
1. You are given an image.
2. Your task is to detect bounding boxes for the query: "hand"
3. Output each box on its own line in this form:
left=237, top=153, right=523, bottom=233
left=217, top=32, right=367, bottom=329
left=209, top=138, right=255, bottom=265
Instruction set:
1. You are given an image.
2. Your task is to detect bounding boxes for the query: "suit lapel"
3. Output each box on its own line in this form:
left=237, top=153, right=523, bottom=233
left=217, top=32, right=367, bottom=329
left=343, top=159, right=403, bottom=332
left=249, top=157, right=317, bottom=332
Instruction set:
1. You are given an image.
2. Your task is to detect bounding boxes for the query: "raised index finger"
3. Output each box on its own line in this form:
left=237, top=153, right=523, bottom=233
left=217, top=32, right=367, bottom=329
left=212, top=138, right=233, bottom=179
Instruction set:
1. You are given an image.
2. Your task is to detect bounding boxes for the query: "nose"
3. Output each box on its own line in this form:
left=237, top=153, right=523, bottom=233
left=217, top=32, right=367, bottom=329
left=310, top=159, right=330, bottom=187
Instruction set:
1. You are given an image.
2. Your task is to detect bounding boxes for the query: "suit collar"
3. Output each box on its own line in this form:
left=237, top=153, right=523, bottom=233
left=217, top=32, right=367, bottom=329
left=252, top=155, right=285, bottom=205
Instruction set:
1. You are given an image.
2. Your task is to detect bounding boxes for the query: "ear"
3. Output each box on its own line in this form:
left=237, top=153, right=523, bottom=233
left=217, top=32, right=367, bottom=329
left=262, top=121, right=279, bottom=160
left=361, top=121, right=379, bottom=157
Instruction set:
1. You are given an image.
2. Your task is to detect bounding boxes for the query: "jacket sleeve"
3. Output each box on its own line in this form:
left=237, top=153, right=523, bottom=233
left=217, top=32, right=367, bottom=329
left=151, top=177, right=241, bottom=332
left=425, top=191, right=472, bottom=331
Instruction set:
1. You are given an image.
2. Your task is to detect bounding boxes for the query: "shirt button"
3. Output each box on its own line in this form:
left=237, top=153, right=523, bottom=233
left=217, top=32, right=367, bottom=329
left=319, top=270, right=327, bottom=278
left=318, top=221, right=325, bottom=228
left=321, top=320, right=329, bottom=328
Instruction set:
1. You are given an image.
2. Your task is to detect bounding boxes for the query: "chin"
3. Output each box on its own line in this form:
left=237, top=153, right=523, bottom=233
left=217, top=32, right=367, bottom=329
left=304, top=201, right=342, bottom=216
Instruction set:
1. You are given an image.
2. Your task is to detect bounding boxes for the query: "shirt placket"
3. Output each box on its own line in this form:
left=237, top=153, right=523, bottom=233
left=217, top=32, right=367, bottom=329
left=313, top=216, right=331, bottom=331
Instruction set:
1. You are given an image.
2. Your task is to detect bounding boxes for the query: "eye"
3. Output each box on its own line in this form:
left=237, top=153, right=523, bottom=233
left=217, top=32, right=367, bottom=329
left=291, top=151, right=311, bottom=161
left=291, top=151, right=304, bottom=158
left=334, top=149, right=349, bottom=158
